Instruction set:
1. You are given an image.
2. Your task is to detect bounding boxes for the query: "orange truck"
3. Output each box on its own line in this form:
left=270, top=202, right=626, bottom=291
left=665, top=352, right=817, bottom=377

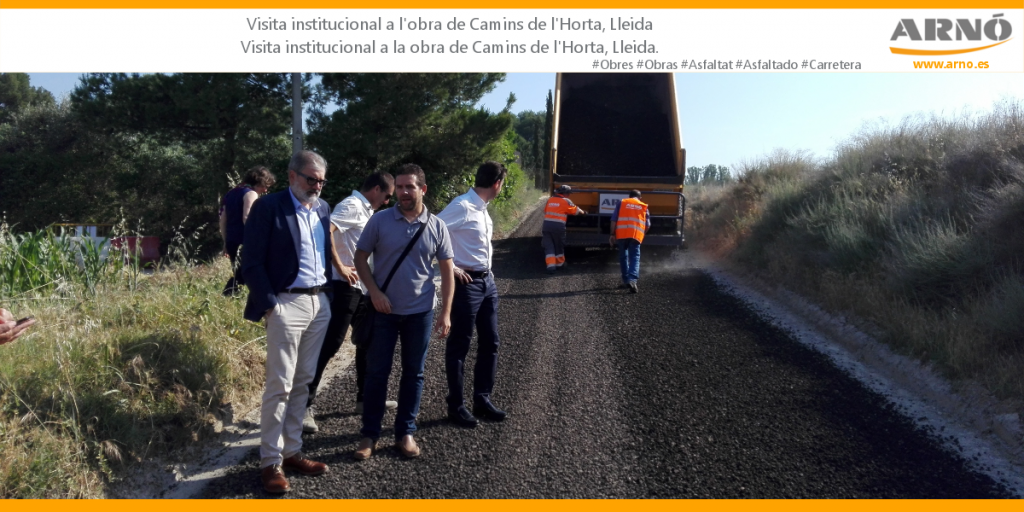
left=549, top=73, right=686, bottom=247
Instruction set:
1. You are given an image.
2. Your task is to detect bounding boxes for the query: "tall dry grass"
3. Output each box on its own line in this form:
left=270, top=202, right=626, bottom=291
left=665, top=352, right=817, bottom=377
left=687, top=99, right=1024, bottom=408
left=0, top=226, right=266, bottom=497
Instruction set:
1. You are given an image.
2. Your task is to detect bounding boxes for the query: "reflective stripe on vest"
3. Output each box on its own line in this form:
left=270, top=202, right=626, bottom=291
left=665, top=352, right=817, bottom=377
left=615, top=198, right=648, bottom=243
left=544, top=196, right=575, bottom=224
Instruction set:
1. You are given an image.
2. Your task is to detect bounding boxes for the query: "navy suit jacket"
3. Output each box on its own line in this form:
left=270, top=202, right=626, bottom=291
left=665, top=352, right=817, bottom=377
left=241, top=189, right=333, bottom=322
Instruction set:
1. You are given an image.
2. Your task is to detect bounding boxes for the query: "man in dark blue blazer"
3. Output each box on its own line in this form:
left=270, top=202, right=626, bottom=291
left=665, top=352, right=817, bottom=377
left=241, top=150, right=334, bottom=494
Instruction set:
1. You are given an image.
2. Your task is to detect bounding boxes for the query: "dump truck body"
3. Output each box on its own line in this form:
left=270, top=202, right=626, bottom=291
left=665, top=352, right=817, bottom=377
left=549, top=73, right=685, bottom=246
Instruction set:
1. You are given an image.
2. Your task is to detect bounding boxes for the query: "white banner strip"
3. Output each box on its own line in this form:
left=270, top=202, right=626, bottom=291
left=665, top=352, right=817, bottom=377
left=1, top=9, right=1021, bottom=72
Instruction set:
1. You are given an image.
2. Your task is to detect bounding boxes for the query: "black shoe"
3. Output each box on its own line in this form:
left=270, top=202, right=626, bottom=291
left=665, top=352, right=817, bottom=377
left=473, top=400, right=507, bottom=422
left=448, top=405, right=479, bottom=428
left=629, top=282, right=638, bottom=294
left=619, top=283, right=630, bottom=289
left=546, top=268, right=556, bottom=274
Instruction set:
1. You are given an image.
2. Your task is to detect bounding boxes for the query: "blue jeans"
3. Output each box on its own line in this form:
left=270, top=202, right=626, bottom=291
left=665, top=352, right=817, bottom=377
left=360, top=309, right=433, bottom=441
left=618, top=239, right=642, bottom=284
left=445, top=274, right=500, bottom=409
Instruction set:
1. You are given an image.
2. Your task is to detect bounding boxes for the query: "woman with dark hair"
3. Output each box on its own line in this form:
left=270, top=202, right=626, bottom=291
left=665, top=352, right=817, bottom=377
left=220, top=166, right=276, bottom=296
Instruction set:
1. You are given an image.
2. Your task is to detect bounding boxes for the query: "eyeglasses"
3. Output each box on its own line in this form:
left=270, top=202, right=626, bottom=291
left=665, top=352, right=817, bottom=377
left=295, top=169, right=327, bottom=187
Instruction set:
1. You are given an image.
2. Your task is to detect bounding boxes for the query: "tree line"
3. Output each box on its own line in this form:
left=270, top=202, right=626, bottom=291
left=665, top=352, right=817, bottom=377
left=0, top=73, right=555, bottom=258
left=686, top=163, right=733, bottom=186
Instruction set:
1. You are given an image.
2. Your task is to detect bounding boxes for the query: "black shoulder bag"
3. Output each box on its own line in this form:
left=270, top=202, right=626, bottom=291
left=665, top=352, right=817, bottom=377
left=351, top=215, right=431, bottom=347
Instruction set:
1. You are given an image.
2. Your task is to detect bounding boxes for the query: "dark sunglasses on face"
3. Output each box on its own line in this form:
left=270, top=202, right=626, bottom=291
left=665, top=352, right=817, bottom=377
left=295, top=169, right=327, bottom=187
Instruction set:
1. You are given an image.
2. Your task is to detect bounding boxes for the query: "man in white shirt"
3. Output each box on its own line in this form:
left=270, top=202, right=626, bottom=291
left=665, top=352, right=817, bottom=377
left=437, top=161, right=508, bottom=428
left=303, top=171, right=396, bottom=434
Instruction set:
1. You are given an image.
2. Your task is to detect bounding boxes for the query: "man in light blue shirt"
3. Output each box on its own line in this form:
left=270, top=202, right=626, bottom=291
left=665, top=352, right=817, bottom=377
left=241, top=150, right=333, bottom=493
left=289, top=182, right=329, bottom=289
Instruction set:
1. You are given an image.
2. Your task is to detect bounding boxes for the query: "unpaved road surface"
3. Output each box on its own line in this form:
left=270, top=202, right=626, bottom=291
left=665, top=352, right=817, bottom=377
left=199, top=207, right=1013, bottom=498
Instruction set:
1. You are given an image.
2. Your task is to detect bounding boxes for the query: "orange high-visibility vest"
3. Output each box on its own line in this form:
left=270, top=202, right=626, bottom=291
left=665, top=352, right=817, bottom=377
left=615, top=197, right=648, bottom=243
left=544, top=195, right=582, bottom=224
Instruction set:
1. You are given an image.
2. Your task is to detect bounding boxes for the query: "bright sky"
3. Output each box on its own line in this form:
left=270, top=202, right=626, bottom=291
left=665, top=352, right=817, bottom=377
left=29, top=72, right=1024, bottom=171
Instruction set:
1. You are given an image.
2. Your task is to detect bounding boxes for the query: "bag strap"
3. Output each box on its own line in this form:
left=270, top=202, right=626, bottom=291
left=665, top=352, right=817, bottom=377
left=379, top=213, right=430, bottom=294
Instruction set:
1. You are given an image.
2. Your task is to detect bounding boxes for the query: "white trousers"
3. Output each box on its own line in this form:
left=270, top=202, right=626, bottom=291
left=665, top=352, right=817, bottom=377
left=260, top=292, right=331, bottom=468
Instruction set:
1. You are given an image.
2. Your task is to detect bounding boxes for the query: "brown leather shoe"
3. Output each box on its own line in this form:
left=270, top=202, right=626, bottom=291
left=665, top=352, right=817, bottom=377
left=395, top=434, right=421, bottom=458
left=282, top=454, right=328, bottom=476
left=261, top=464, right=290, bottom=494
left=353, top=437, right=376, bottom=461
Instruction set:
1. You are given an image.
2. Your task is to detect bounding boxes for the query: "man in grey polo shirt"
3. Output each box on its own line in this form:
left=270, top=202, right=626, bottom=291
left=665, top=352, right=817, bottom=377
left=352, top=163, right=455, bottom=460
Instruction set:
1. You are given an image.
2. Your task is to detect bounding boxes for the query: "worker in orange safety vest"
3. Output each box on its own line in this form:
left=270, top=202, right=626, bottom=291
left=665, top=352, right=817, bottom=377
left=541, top=185, right=587, bottom=274
left=608, top=190, right=650, bottom=293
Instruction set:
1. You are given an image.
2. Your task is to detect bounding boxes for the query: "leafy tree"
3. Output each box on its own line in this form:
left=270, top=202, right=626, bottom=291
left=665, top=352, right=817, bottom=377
left=493, top=128, right=527, bottom=202
left=0, top=100, right=114, bottom=228
left=686, top=164, right=733, bottom=185
left=532, top=116, right=543, bottom=173
left=512, top=110, right=546, bottom=173
left=71, top=73, right=296, bottom=181
left=0, top=99, right=227, bottom=251
left=67, top=73, right=295, bottom=254
left=543, top=90, right=554, bottom=174
left=0, top=73, right=55, bottom=123
left=306, top=73, right=514, bottom=210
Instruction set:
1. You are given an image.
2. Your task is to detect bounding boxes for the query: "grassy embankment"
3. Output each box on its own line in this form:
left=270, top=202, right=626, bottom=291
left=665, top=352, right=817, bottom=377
left=686, top=100, right=1024, bottom=411
left=0, top=178, right=542, bottom=497
left=0, top=225, right=265, bottom=498
left=490, top=185, right=547, bottom=238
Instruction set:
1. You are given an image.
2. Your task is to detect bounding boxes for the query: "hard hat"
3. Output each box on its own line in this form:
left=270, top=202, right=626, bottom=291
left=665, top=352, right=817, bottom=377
left=556, top=185, right=572, bottom=194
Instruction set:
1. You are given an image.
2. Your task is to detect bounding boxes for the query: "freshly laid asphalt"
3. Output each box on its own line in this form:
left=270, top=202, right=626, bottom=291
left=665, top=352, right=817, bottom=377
left=198, top=207, right=1012, bottom=498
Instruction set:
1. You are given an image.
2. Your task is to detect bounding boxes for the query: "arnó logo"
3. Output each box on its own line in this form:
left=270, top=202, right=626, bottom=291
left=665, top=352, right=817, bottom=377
left=890, top=13, right=1012, bottom=55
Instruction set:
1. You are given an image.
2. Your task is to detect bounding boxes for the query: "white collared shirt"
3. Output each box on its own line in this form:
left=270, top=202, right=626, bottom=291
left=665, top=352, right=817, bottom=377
left=437, top=187, right=493, bottom=272
left=330, top=190, right=373, bottom=294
